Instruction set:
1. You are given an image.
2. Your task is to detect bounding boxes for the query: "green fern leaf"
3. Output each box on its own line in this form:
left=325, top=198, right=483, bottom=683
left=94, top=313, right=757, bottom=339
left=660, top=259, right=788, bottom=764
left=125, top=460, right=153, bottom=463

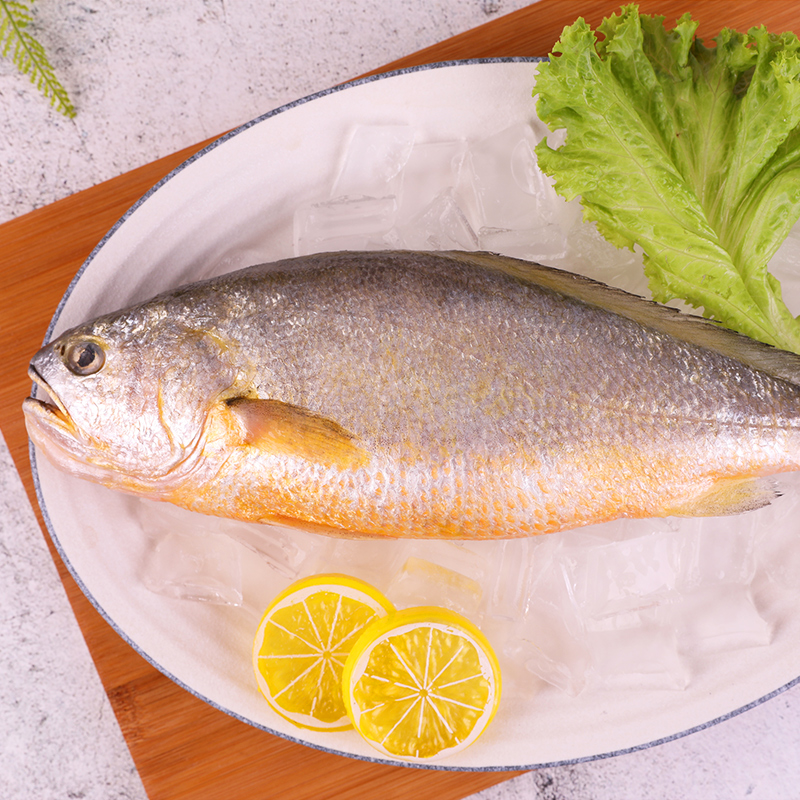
left=0, top=0, right=75, bottom=118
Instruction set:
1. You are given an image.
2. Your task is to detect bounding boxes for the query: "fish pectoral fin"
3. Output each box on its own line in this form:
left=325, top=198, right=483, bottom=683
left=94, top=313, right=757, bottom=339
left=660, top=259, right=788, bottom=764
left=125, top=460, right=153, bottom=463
left=225, top=397, right=369, bottom=469
left=665, top=477, right=777, bottom=518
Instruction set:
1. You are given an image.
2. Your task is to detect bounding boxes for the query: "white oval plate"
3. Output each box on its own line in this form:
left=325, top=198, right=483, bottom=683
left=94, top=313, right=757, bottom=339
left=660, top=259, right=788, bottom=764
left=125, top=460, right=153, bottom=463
left=30, top=60, right=800, bottom=770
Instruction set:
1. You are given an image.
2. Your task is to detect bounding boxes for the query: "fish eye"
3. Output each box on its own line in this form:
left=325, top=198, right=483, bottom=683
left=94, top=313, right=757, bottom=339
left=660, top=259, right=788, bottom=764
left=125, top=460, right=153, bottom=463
left=65, top=340, right=106, bottom=376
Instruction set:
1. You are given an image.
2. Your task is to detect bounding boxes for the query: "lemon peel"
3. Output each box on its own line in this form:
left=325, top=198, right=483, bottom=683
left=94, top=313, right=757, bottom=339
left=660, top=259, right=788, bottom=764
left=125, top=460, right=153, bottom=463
left=252, top=573, right=394, bottom=731
left=342, top=606, right=502, bottom=761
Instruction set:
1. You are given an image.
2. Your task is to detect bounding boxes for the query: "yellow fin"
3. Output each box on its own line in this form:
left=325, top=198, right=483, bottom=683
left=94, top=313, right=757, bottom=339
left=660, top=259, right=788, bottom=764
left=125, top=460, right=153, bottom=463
left=665, top=477, right=777, bottom=517
left=226, top=398, right=369, bottom=470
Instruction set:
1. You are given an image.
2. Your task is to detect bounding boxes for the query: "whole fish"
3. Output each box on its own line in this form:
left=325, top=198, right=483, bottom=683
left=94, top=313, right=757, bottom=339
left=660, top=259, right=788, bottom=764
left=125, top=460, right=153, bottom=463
left=23, top=250, right=800, bottom=538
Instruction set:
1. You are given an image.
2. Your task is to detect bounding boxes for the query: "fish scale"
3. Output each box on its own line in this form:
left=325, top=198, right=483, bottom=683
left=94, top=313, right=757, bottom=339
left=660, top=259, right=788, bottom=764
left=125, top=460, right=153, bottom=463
left=23, top=250, right=800, bottom=538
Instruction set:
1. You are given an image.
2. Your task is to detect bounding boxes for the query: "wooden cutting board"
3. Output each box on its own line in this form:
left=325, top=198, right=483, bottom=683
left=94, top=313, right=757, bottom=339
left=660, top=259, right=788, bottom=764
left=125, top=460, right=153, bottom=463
left=1, top=1, right=796, bottom=797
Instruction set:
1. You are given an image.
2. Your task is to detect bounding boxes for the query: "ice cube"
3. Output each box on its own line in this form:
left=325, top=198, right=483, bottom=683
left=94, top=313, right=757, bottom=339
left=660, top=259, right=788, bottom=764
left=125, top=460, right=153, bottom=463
left=399, top=189, right=479, bottom=251
left=482, top=536, right=589, bottom=696
left=293, top=195, right=400, bottom=255
left=464, top=123, right=560, bottom=231
left=331, top=124, right=415, bottom=199
left=136, top=496, right=311, bottom=580
left=478, top=223, right=567, bottom=261
left=137, top=496, right=198, bottom=531
left=394, top=140, right=468, bottom=224
left=506, top=596, right=591, bottom=697
left=752, top=473, right=800, bottom=593
left=415, top=540, right=490, bottom=583
left=545, top=213, right=651, bottom=297
left=216, top=520, right=310, bottom=579
left=385, top=542, right=487, bottom=616
left=758, top=530, right=800, bottom=594
left=558, top=524, right=685, bottom=621
left=141, top=529, right=242, bottom=606
left=481, top=539, right=536, bottom=622
left=767, top=223, right=800, bottom=317
left=488, top=626, right=547, bottom=701
left=314, top=537, right=407, bottom=592
left=672, top=585, right=771, bottom=654
left=588, top=623, right=688, bottom=691
left=676, top=516, right=759, bottom=591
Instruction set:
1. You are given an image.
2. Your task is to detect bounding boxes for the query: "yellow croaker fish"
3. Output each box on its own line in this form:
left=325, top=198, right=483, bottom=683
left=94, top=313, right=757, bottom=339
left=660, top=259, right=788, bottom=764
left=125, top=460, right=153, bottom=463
left=23, top=250, right=800, bottom=538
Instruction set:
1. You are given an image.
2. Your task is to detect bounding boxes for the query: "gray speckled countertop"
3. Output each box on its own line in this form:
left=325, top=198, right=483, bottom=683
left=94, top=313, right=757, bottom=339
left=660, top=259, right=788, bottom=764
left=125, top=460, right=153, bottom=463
left=0, top=431, right=144, bottom=800
left=3, top=2, right=800, bottom=798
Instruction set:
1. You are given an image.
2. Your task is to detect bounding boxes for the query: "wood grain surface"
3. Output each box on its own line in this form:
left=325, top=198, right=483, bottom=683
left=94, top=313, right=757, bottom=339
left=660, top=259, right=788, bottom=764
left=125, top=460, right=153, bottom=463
left=1, top=1, right=798, bottom=798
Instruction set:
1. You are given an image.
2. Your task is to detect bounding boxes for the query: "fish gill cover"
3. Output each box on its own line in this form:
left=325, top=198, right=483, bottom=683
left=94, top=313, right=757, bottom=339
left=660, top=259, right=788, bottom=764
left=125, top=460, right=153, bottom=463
left=534, top=4, right=800, bottom=354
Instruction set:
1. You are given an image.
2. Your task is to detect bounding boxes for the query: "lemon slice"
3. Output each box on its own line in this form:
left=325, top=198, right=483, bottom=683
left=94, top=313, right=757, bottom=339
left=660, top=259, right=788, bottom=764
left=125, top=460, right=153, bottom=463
left=342, top=607, right=502, bottom=761
left=252, top=574, right=394, bottom=731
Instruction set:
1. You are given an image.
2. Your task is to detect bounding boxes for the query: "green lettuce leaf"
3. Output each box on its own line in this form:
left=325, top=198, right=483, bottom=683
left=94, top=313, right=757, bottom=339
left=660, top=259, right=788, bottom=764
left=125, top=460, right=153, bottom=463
left=534, top=4, right=800, bottom=353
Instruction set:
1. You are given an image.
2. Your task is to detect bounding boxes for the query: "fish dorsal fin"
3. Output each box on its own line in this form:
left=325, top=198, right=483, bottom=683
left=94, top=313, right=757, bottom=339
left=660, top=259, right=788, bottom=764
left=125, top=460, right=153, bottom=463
left=226, top=398, right=369, bottom=470
left=449, top=250, right=800, bottom=386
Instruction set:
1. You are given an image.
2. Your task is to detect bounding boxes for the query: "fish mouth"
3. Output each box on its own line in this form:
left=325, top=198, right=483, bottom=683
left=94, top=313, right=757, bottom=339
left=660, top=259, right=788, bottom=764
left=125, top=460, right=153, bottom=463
left=24, top=364, right=122, bottom=485
left=24, top=365, right=77, bottom=435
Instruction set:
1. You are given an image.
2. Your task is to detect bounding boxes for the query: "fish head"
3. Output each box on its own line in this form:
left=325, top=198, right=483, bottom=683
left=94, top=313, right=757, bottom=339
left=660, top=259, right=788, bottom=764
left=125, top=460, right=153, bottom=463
left=23, top=308, right=242, bottom=493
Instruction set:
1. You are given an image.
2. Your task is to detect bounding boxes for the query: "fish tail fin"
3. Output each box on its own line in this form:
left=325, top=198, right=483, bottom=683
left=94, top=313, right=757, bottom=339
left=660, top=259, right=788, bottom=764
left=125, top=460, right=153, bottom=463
left=665, top=476, right=778, bottom=518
